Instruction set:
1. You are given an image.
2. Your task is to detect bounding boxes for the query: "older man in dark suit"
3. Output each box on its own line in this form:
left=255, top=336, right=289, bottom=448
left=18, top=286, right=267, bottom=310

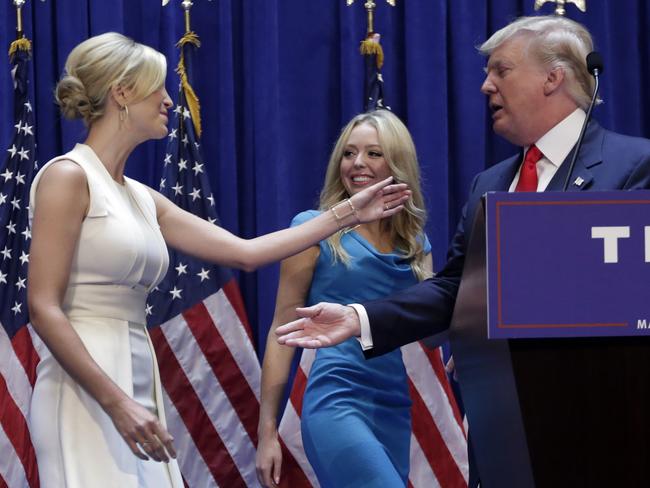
left=277, top=15, right=650, bottom=487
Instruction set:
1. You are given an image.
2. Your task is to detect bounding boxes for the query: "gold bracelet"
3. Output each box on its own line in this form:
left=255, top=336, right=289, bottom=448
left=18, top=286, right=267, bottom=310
left=330, top=198, right=359, bottom=228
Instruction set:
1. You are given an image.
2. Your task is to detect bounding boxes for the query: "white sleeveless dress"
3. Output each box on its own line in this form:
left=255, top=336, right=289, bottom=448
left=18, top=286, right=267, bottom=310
left=28, top=144, right=184, bottom=488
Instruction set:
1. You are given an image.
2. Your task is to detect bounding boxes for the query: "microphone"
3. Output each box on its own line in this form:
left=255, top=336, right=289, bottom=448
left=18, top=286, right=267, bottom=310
left=587, top=51, right=604, bottom=76
left=562, top=52, right=603, bottom=191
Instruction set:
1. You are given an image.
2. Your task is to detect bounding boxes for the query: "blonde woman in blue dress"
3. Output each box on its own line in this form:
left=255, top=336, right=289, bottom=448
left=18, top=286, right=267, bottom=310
left=27, top=33, right=410, bottom=488
left=256, top=110, right=432, bottom=487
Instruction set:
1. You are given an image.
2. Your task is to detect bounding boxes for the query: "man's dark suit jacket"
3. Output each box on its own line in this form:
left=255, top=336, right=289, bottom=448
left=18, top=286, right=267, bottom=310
left=363, top=121, right=650, bottom=358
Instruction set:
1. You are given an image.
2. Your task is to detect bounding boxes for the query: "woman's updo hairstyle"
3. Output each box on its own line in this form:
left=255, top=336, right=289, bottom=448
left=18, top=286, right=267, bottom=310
left=55, top=32, right=167, bottom=126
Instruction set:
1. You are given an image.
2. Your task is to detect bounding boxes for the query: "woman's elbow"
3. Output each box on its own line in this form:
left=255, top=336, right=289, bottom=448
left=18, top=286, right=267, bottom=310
left=27, top=294, right=58, bottom=330
left=236, top=257, right=259, bottom=273
left=27, top=301, right=47, bottom=331
left=230, top=243, right=260, bottom=273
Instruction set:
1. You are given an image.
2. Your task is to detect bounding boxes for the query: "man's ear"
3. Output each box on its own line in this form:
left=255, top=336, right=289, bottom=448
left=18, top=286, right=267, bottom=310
left=543, top=67, right=565, bottom=96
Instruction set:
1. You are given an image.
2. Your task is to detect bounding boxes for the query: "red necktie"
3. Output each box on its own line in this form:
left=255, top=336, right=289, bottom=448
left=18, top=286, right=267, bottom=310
left=515, top=145, right=543, bottom=192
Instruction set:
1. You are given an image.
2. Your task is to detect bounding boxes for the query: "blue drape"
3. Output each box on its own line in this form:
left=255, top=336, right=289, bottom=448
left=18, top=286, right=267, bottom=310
left=2, top=0, right=649, bottom=355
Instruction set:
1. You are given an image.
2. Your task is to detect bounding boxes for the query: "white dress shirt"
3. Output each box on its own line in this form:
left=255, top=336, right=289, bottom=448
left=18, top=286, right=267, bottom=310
left=509, top=108, right=585, bottom=192
left=354, top=108, right=586, bottom=350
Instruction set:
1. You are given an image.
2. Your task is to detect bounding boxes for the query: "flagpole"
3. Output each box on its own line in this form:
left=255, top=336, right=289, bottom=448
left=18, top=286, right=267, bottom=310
left=13, top=0, right=26, bottom=40
left=161, top=0, right=195, bottom=33
left=9, top=0, right=31, bottom=60
left=182, top=0, right=192, bottom=33
left=175, top=0, right=202, bottom=137
left=346, top=0, right=396, bottom=111
left=365, top=1, right=375, bottom=34
left=346, top=0, right=395, bottom=35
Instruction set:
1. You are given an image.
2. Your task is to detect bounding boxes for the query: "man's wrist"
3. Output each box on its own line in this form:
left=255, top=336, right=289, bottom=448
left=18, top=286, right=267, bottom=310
left=348, top=303, right=373, bottom=350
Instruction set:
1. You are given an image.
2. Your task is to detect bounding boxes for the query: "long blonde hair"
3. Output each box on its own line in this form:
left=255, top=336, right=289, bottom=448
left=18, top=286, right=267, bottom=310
left=319, top=110, right=431, bottom=281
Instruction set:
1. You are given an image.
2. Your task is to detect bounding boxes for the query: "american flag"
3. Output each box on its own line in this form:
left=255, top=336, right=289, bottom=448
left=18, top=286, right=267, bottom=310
left=276, top=20, right=470, bottom=488
left=0, top=39, right=42, bottom=488
left=145, top=32, right=266, bottom=487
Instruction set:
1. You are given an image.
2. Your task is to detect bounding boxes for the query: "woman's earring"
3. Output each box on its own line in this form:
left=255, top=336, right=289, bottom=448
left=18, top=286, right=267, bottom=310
left=119, top=104, right=129, bottom=123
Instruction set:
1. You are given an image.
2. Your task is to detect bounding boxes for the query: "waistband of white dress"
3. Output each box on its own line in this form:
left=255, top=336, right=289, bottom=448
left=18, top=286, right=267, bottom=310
left=63, top=283, right=148, bottom=324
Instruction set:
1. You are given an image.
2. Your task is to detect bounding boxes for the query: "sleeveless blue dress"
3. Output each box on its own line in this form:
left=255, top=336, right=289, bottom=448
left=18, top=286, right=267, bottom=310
left=292, top=210, right=431, bottom=488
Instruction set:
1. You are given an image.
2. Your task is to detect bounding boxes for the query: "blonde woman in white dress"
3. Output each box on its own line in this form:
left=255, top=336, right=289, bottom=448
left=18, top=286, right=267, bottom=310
left=27, top=32, right=410, bottom=488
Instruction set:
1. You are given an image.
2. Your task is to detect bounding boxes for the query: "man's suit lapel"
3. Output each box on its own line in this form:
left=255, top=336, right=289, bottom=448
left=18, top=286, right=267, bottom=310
left=546, top=121, right=604, bottom=191
left=464, top=154, right=520, bottom=243
left=466, top=153, right=520, bottom=228
left=495, top=153, right=522, bottom=191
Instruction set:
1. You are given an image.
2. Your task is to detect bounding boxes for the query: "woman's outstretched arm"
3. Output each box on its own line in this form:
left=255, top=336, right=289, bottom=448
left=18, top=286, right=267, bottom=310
left=151, top=176, right=409, bottom=271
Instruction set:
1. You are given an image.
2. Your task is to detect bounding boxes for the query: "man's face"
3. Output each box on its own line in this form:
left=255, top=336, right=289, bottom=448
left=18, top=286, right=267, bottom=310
left=481, top=36, right=551, bottom=146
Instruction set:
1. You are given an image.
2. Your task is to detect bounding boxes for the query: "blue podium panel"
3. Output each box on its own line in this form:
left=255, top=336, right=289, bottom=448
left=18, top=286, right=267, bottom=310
left=486, top=190, right=650, bottom=339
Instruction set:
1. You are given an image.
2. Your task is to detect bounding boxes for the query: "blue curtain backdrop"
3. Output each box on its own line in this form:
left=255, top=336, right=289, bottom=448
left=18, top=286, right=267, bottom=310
left=1, top=0, right=649, bottom=355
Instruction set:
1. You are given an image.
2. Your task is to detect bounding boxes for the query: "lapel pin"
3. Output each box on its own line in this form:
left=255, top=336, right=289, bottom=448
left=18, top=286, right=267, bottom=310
left=573, top=176, right=585, bottom=187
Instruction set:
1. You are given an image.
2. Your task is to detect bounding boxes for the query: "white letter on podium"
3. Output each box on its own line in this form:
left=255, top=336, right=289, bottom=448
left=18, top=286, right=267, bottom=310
left=591, top=226, right=630, bottom=263
left=646, top=226, right=650, bottom=263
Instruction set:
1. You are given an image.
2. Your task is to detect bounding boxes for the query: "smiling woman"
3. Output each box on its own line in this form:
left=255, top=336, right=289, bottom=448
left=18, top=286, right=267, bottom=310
left=256, top=109, right=432, bottom=488
left=340, top=123, right=393, bottom=192
left=26, top=34, right=411, bottom=488
left=320, top=110, right=427, bottom=272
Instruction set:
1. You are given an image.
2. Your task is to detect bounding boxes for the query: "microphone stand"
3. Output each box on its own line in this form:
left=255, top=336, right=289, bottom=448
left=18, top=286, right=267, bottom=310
left=562, top=63, right=601, bottom=191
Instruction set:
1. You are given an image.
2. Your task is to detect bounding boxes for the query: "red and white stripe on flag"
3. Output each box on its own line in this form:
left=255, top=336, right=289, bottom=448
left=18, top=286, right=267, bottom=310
left=0, top=323, right=47, bottom=488
left=150, top=281, right=261, bottom=487
left=149, top=280, right=312, bottom=488
left=279, top=343, right=469, bottom=488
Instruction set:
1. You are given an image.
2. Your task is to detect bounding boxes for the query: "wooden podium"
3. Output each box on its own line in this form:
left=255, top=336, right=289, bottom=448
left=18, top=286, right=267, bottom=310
left=449, top=192, right=650, bottom=487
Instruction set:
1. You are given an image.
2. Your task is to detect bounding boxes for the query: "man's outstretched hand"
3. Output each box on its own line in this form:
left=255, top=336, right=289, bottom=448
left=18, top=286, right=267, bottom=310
left=275, top=303, right=361, bottom=349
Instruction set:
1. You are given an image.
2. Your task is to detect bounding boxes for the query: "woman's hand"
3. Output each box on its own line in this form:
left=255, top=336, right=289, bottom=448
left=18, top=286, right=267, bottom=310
left=349, top=176, right=411, bottom=224
left=256, top=431, right=283, bottom=487
left=105, top=396, right=177, bottom=462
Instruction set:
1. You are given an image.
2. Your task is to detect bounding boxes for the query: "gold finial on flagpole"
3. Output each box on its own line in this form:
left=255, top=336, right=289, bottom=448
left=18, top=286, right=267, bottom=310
left=9, top=0, right=31, bottom=59
left=181, top=0, right=193, bottom=34
left=534, top=0, right=586, bottom=16
left=161, top=0, right=194, bottom=32
left=161, top=0, right=194, bottom=27
left=161, top=0, right=202, bottom=135
left=173, top=0, right=202, bottom=137
left=13, top=0, right=27, bottom=40
left=347, top=0, right=395, bottom=35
